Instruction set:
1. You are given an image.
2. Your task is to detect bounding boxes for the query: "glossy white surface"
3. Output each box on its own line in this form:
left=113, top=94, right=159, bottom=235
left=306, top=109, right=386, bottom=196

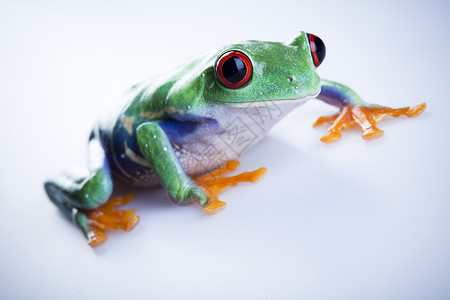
left=1, top=0, right=449, bottom=299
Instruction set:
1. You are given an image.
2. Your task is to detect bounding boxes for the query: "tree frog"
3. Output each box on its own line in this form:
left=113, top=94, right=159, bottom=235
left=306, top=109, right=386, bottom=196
left=44, top=32, right=426, bottom=247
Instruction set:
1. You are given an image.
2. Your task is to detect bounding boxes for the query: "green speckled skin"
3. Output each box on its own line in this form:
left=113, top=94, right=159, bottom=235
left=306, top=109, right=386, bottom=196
left=124, top=33, right=320, bottom=119
left=44, top=32, right=370, bottom=242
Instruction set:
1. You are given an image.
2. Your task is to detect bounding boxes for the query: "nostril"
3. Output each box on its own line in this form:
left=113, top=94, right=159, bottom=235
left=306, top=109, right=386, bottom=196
left=287, top=77, right=294, bottom=83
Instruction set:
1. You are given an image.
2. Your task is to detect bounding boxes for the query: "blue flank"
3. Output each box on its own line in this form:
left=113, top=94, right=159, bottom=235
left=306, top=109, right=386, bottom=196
left=97, top=116, right=221, bottom=184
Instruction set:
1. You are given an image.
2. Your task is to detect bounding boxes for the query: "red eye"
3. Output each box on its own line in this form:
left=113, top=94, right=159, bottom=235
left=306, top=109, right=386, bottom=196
left=215, top=51, right=253, bottom=89
left=307, top=33, right=326, bottom=68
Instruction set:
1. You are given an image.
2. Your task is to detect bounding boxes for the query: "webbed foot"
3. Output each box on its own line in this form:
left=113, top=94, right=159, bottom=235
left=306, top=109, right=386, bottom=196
left=193, top=160, right=266, bottom=215
left=313, top=103, right=426, bottom=143
left=83, top=193, right=140, bottom=247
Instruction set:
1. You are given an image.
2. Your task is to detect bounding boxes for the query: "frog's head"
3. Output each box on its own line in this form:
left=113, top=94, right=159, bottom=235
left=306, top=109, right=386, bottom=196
left=203, top=31, right=325, bottom=105
left=166, top=32, right=325, bottom=114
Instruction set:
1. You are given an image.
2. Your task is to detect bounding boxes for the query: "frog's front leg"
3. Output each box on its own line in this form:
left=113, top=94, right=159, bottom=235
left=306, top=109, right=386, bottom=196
left=136, top=122, right=209, bottom=207
left=313, top=79, right=426, bottom=143
left=136, top=122, right=267, bottom=214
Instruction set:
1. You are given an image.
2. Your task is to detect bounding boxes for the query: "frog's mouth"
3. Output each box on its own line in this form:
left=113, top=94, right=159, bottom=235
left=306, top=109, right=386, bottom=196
left=221, top=90, right=320, bottom=108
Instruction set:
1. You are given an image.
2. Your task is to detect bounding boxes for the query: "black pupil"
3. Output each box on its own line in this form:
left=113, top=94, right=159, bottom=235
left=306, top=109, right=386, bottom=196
left=222, top=56, right=247, bottom=84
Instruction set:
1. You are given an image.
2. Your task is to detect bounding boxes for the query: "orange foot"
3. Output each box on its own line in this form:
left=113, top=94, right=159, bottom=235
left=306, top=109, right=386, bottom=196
left=313, top=103, right=426, bottom=143
left=193, top=160, right=266, bottom=215
left=84, top=193, right=140, bottom=247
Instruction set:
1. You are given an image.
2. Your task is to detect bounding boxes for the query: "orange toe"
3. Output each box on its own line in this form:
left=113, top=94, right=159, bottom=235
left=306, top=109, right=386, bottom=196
left=320, top=132, right=342, bottom=143
left=203, top=200, right=227, bottom=215
left=193, top=160, right=266, bottom=215
left=361, top=127, right=384, bottom=140
left=124, top=215, right=140, bottom=232
left=406, top=103, right=426, bottom=117
left=84, top=192, right=139, bottom=246
left=88, top=230, right=108, bottom=247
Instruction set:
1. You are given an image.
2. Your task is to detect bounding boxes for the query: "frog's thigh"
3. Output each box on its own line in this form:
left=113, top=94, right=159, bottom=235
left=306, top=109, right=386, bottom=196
left=44, top=136, right=113, bottom=216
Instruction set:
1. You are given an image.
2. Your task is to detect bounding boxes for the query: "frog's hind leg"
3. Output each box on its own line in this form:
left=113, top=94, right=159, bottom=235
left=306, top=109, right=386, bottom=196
left=44, top=132, right=138, bottom=247
left=83, top=192, right=139, bottom=246
left=193, top=160, right=266, bottom=215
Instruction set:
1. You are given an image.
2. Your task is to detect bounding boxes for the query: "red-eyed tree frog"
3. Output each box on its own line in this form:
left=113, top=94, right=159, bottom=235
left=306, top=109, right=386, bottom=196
left=44, top=32, right=426, bottom=247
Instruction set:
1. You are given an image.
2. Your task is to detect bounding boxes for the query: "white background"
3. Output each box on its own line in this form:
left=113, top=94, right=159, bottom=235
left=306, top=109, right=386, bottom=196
left=1, top=0, right=449, bottom=299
